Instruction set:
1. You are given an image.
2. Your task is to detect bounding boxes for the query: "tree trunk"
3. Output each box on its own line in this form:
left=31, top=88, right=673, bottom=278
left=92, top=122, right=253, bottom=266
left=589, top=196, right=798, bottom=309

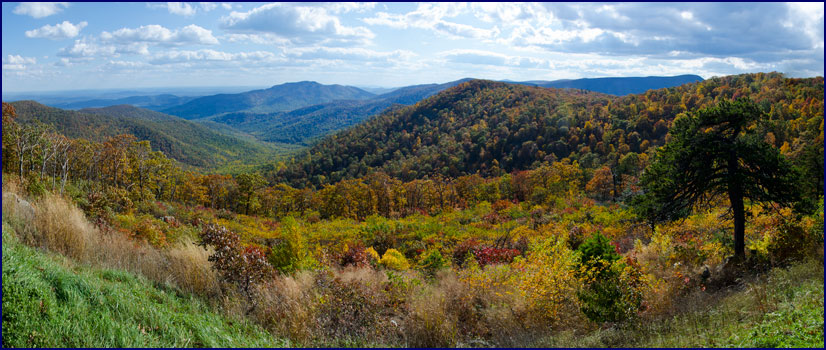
left=726, top=147, right=747, bottom=258
left=729, top=183, right=746, bottom=258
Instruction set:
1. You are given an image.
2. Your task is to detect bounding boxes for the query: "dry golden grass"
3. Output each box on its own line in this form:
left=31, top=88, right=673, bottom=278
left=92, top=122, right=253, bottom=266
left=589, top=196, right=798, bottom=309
left=5, top=187, right=223, bottom=303
left=32, top=193, right=95, bottom=261
left=165, top=241, right=222, bottom=297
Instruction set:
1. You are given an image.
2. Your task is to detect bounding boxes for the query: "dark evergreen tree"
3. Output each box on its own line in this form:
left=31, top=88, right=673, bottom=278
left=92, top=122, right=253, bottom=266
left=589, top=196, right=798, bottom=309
left=632, top=99, right=801, bottom=258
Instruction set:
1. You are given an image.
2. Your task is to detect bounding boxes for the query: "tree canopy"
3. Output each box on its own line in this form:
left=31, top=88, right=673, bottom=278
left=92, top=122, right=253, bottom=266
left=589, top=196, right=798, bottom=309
left=633, top=99, right=802, bottom=257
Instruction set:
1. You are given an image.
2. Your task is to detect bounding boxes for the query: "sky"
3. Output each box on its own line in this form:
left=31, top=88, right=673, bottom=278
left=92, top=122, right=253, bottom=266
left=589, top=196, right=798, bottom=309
left=2, top=2, right=824, bottom=92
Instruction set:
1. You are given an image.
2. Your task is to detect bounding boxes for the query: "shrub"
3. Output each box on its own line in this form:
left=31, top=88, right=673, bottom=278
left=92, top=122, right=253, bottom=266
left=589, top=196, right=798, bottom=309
left=363, top=220, right=398, bottom=255
left=453, top=238, right=481, bottom=267
left=199, top=224, right=273, bottom=314
left=575, top=233, right=645, bottom=323
left=512, top=237, right=580, bottom=326
left=380, top=248, right=410, bottom=271
left=473, top=246, right=521, bottom=267
left=418, top=249, right=448, bottom=277
left=133, top=216, right=168, bottom=248
left=767, top=219, right=820, bottom=263
left=267, top=217, right=310, bottom=274
left=340, top=244, right=372, bottom=268
left=24, top=174, right=46, bottom=198
left=366, top=247, right=380, bottom=265
left=312, top=270, right=391, bottom=344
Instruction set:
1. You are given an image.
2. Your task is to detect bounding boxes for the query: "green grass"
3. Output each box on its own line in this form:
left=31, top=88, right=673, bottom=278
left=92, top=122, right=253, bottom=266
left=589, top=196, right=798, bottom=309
left=1, top=224, right=289, bottom=348
left=547, top=258, right=824, bottom=348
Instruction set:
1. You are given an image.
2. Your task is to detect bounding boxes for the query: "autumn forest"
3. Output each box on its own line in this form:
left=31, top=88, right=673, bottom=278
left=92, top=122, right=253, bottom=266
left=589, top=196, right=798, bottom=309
left=2, top=71, right=823, bottom=347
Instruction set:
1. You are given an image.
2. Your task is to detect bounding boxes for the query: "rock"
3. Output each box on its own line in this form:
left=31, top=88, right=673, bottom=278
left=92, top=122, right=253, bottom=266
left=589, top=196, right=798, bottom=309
left=162, top=216, right=178, bottom=227
left=6, top=193, right=35, bottom=221
left=700, top=265, right=710, bottom=280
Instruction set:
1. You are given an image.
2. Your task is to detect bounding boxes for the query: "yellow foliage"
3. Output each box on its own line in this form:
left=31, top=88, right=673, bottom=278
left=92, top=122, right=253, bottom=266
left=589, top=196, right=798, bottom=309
left=380, top=248, right=410, bottom=270
left=511, top=236, right=580, bottom=323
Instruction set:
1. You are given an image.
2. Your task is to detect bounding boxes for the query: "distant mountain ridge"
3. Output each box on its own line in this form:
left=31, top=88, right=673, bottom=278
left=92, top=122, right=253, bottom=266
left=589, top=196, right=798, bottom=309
left=509, top=74, right=704, bottom=95
left=54, top=94, right=195, bottom=111
left=205, top=78, right=474, bottom=144
left=161, top=81, right=376, bottom=119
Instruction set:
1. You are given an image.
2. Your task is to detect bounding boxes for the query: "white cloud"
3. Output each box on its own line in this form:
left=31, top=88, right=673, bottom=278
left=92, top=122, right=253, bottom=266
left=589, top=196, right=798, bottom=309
left=222, top=33, right=291, bottom=45
left=166, top=2, right=196, bottom=16
left=324, top=2, right=377, bottom=14
left=221, top=3, right=374, bottom=44
left=287, top=47, right=414, bottom=63
left=13, top=2, right=68, bottom=18
left=365, top=3, right=498, bottom=40
left=786, top=2, right=824, bottom=49
left=198, top=2, right=217, bottom=12
left=149, top=49, right=280, bottom=64
left=57, top=38, right=116, bottom=58
left=221, top=3, right=232, bottom=10
left=3, top=55, right=37, bottom=70
left=101, top=24, right=219, bottom=46
left=25, top=21, right=88, bottom=40
left=439, top=49, right=547, bottom=68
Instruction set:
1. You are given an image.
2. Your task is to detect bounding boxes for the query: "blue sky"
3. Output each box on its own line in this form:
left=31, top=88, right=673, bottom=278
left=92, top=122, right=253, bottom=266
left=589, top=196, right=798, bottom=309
left=2, top=2, right=823, bottom=92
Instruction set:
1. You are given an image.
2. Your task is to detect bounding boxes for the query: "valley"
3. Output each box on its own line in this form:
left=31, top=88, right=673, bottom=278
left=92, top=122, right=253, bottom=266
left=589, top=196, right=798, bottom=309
left=2, top=71, right=823, bottom=347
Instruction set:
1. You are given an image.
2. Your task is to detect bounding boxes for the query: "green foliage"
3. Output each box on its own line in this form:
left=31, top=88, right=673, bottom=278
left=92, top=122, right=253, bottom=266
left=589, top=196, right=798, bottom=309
left=9, top=101, right=285, bottom=169
left=634, top=98, right=803, bottom=256
left=1, top=226, right=285, bottom=348
left=575, top=233, right=643, bottom=323
left=267, top=217, right=311, bottom=274
left=577, top=233, right=620, bottom=268
left=417, top=249, right=448, bottom=277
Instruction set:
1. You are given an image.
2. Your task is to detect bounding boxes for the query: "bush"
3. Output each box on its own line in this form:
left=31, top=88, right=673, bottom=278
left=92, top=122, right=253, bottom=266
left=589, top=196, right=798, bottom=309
left=453, top=238, right=481, bottom=267
left=267, top=217, right=310, bottom=274
left=340, top=244, right=372, bottom=269
left=312, top=270, right=391, bottom=344
left=363, top=220, right=398, bottom=255
left=418, top=249, right=448, bottom=277
left=24, top=174, right=47, bottom=198
left=473, top=246, right=521, bottom=267
left=199, top=224, right=273, bottom=314
left=133, top=216, right=167, bottom=247
left=767, top=219, right=820, bottom=263
left=380, top=249, right=410, bottom=271
left=575, top=233, right=645, bottom=323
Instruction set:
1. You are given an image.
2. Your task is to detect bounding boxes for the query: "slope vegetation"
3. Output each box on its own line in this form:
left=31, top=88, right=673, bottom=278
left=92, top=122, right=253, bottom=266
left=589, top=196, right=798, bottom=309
left=9, top=101, right=285, bottom=168
left=1, top=224, right=286, bottom=348
left=276, top=73, right=823, bottom=188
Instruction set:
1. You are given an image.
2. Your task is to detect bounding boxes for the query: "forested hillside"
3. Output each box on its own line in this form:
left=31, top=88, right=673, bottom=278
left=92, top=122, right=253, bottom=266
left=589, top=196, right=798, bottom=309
left=9, top=101, right=284, bottom=169
left=275, top=73, right=823, bottom=192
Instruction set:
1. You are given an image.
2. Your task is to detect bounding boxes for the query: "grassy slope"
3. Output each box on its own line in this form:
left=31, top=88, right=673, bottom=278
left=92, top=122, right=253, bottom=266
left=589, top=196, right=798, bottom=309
left=549, top=258, right=824, bottom=348
left=1, top=224, right=289, bottom=348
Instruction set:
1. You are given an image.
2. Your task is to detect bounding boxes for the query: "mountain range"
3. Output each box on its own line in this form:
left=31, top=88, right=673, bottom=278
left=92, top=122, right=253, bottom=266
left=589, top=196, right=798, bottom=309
left=161, top=81, right=376, bottom=119
left=272, top=72, right=823, bottom=188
